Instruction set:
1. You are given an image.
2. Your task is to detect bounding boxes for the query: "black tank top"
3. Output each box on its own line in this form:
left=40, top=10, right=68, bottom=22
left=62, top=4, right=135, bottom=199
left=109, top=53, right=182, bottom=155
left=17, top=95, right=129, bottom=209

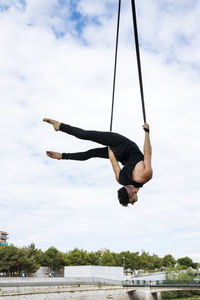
left=119, top=160, right=144, bottom=188
left=117, top=144, right=144, bottom=188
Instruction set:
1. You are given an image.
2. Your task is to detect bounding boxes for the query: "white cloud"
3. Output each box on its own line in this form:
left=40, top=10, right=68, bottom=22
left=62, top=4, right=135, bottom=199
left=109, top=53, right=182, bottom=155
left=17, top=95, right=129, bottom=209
left=77, top=0, right=108, bottom=17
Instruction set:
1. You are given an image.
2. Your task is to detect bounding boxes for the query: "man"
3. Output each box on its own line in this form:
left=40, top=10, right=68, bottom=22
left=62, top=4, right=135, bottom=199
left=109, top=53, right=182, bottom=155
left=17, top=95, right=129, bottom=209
left=43, top=118, right=152, bottom=207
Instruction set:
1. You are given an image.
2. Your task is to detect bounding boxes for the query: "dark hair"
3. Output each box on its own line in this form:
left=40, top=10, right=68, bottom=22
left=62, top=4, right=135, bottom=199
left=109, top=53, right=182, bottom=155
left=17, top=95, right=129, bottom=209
left=118, top=187, right=129, bottom=207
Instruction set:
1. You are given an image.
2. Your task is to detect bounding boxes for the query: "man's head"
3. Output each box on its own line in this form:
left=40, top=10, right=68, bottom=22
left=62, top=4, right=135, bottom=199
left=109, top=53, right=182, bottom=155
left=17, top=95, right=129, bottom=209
left=118, top=185, right=139, bottom=207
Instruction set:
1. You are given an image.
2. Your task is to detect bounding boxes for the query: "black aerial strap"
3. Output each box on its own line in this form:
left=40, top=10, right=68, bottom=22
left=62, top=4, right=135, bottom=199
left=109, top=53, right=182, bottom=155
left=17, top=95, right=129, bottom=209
left=110, top=0, right=121, bottom=132
left=110, top=0, right=146, bottom=132
left=131, top=0, right=146, bottom=123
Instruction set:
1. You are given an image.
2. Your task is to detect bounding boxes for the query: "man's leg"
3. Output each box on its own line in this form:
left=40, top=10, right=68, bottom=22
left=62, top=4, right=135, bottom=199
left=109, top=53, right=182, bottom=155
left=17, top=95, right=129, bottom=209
left=62, top=147, right=108, bottom=160
left=45, top=147, right=108, bottom=161
left=59, top=123, right=129, bottom=147
left=43, top=117, right=129, bottom=150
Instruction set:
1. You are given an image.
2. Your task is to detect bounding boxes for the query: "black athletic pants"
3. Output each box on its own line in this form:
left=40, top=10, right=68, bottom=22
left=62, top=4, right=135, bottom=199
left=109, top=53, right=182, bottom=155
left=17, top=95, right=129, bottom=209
left=59, top=123, right=130, bottom=162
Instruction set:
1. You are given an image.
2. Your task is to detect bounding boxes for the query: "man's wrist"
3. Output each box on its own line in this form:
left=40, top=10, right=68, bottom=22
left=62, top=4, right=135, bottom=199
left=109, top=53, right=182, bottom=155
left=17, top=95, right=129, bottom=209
left=144, top=128, right=150, bottom=133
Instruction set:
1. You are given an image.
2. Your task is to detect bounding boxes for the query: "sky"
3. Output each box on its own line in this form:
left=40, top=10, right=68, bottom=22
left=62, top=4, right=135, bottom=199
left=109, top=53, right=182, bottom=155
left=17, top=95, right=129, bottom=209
left=0, top=0, right=200, bottom=263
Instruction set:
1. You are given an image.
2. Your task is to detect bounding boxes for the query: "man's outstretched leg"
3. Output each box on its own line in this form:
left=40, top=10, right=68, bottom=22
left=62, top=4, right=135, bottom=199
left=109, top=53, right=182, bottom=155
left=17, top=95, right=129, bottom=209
left=46, top=148, right=108, bottom=161
left=43, top=118, right=129, bottom=148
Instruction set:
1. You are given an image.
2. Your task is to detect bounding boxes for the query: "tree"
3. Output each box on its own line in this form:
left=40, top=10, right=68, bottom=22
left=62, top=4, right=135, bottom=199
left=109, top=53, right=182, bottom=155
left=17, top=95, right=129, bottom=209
left=162, top=254, right=176, bottom=268
left=26, top=243, right=43, bottom=263
left=116, top=251, right=140, bottom=270
left=137, top=251, right=152, bottom=271
left=87, top=251, right=101, bottom=265
left=0, top=245, right=11, bottom=273
left=65, top=249, right=88, bottom=266
left=0, top=245, right=20, bottom=275
left=100, top=250, right=116, bottom=266
left=0, top=245, right=40, bottom=276
left=22, top=244, right=41, bottom=275
left=41, top=247, right=65, bottom=270
left=177, top=257, right=194, bottom=269
left=149, top=254, right=163, bottom=271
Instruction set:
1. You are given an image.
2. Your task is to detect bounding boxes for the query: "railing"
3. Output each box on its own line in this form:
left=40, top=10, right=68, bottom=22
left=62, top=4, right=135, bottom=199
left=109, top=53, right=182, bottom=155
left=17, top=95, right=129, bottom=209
left=123, top=280, right=200, bottom=287
left=0, top=277, right=122, bottom=287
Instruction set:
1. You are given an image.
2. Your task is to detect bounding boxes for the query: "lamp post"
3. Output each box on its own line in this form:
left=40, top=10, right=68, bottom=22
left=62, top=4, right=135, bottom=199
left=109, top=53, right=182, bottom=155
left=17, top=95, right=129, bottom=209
left=122, top=256, right=125, bottom=271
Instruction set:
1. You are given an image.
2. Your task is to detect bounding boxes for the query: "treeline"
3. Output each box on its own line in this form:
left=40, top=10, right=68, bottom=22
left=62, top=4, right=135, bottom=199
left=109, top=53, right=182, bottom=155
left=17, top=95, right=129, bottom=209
left=0, top=243, right=199, bottom=277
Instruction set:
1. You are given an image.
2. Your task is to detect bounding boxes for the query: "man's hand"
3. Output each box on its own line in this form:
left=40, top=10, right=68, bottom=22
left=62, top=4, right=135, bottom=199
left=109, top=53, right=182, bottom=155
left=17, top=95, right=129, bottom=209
left=143, top=123, right=150, bottom=133
left=143, top=123, right=149, bottom=130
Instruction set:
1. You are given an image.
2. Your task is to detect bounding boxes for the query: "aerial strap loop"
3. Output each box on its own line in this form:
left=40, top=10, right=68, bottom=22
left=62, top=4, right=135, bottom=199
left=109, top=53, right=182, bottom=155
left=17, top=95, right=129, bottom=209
left=110, top=0, right=121, bottom=132
left=131, top=0, right=146, bottom=123
left=110, top=0, right=146, bottom=131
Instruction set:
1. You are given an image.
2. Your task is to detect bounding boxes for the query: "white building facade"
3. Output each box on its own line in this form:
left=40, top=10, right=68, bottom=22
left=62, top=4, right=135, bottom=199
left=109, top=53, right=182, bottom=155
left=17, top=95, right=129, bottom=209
left=64, top=266, right=124, bottom=281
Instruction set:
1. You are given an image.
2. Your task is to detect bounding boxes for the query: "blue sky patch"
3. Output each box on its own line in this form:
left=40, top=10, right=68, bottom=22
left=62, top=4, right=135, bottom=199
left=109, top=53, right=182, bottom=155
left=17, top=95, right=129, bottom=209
left=69, top=1, right=101, bottom=36
left=50, top=0, right=103, bottom=39
left=155, top=0, right=197, bottom=14
left=0, top=0, right=26, bottom=12
left=0, top=3, right=9, bottom=12
left=17, top=0, right=26, bottom=10
left=178, top=34, right=190, bottom=46
left=0, top=0, right=114, bottom=40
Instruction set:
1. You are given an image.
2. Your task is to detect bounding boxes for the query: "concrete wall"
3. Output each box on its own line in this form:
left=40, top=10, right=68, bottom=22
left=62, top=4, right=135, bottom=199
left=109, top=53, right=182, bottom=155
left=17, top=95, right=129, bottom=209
left=0, top=280, right=128, bottom=300
left=64, top=266, right=124, bottom=281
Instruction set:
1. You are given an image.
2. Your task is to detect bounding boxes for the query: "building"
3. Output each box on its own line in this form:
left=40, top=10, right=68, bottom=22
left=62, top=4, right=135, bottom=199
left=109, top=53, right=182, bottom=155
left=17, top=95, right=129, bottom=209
left=64, top=266, right=124, bottom=281
left=130, top=271, right=166, bottom=282
left=0, top=231, right=9, bottom=246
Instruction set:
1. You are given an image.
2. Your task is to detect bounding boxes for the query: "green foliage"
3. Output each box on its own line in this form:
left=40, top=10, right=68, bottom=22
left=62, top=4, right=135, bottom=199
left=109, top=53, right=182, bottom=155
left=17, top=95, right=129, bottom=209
left=177, top=256, right=199, bottom=269
left=163, top=254, right=176, bottom=268
left=40, top=247, right=65, bottom=270
left=64, top=248, right=93, bottom=266
left=87, top=251, right=101, bottom=265
left=0, top=244, right=40, bottom=276
left=177, top=256, right=195, bottom=269
left=100, top=250, right=116, bottom=266
left=163, top=267, right=200, bottom=298
left=162, top=290, right=200, bottom=299
left=117, top=251, right=140, bottom=270
left=0, top=243, right=199, bottom=278
left=166, top=267, right=195, bottom=282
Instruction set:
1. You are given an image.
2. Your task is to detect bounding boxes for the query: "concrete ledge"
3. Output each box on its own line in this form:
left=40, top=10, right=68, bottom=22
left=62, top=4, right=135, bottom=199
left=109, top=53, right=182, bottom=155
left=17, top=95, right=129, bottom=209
left=0, top=284, right=128, bottom=300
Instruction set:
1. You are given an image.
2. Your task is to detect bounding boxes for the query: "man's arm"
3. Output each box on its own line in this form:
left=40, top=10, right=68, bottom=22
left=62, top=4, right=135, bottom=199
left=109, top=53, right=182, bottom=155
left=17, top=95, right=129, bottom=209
left=108, top=147, right=121, bottom=183
left=143, top=123, right=153, bottom=179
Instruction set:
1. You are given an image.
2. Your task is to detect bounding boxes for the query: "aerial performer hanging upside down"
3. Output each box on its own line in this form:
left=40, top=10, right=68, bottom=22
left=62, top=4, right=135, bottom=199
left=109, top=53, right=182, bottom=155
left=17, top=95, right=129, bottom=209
left=43, top=118, right=152, bottom=207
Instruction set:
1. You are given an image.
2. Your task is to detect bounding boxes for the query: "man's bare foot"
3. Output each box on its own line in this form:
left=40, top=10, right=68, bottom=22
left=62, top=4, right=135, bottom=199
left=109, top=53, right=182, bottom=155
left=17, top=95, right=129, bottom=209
left=43, top=118, right=61, bottom=131
left=46, top=151, right=62, bottom=160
